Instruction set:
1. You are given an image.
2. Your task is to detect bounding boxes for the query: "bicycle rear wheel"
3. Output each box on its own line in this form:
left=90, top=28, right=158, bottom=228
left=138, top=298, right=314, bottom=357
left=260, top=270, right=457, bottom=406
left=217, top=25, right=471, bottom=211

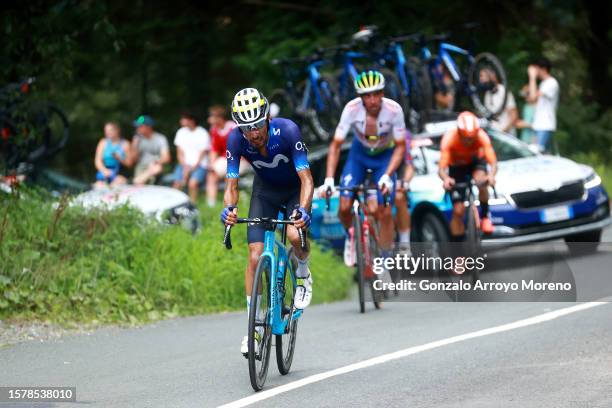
left=248, top=256, right=273, bottom=391
left=465, top=203, right=482, bottom=285
left=353, top=215, right=366, bottom=313
left=467, top=53, right=508, bottom=119
left=276, top=249, right=299, bottom=375
left=308, top=74, right=341, bottom=143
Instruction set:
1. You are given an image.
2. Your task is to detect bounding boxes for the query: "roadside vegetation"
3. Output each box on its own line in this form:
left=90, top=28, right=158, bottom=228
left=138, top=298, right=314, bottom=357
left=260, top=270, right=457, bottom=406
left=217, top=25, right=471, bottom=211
left=0, top=188, right=352, bottom=325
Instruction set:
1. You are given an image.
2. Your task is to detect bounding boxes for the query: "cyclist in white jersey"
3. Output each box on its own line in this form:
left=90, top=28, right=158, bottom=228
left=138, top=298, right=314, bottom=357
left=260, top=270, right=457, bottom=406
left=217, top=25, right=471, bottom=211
left=318, top=70, right=406, bottom=264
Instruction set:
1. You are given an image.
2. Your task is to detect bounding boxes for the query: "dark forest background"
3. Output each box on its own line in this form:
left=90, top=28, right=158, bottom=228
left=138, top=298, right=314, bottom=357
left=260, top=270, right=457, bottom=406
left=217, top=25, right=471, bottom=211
left=1, top=0, right=610, bottom=180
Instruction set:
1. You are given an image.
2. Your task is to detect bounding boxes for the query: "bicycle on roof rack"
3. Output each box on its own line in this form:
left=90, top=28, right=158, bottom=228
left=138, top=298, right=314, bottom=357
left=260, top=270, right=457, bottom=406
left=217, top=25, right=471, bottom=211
left=412, top=31, right=508, bottom=119
left=269, top=49, right=342, bottom=144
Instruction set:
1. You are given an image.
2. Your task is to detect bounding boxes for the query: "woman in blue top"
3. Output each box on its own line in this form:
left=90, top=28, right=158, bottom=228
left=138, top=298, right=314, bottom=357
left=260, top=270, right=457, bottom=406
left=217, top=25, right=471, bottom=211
left=94, top=122, right=131, bottom=189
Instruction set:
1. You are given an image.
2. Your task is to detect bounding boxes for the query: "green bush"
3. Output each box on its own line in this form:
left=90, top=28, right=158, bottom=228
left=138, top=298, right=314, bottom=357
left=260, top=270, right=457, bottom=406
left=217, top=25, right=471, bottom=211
left=0, top=188, right=352, bottom=325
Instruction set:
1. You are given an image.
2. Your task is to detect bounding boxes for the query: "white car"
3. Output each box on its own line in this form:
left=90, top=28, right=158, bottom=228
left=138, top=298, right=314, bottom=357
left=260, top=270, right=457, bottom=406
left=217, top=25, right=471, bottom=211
left=73, top=185, right=201, bottom=233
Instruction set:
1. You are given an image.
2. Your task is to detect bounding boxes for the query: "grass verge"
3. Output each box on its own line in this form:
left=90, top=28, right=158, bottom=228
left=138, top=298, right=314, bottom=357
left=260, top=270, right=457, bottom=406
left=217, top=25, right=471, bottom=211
left=0, top=187, right=352, bottom=326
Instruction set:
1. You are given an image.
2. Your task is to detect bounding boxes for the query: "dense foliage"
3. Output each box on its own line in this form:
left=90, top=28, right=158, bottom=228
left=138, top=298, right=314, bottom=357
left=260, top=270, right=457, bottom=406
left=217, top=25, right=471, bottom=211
left=1, top=1, right=610, bottom=179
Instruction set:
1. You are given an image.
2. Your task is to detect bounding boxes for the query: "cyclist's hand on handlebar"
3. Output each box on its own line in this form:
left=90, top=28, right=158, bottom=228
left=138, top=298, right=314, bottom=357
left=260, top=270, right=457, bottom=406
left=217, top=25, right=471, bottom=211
left=317, top=177, right=335, bottom=198
left=291, top=207, right=311, bottom=229
left=377, top=174, right=393, bottom=195
left=443, top=177, right=455, bottom=191
left=220, top=206, right=238, bottom=226
left=488, top=174, right=496, bottom=187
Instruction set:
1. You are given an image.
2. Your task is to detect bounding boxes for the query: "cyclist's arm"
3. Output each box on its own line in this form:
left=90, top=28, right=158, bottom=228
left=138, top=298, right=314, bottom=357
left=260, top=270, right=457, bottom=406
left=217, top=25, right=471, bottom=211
left=326, top=104, right=352, bottom=178
left=94, top=139, right=108, bottom=172
left=403, top=162, right=415, bottom=183
left=325, top=137, right=343, bottom=178
left=297, top=169, right=314, bottom=211
left=223, top=177, right=239, bottom=207
left=480, top=130, right=498, bottom=178
left=385, top=139, right=405, bottom=176
left=224, top=131, right=242, bottom=207
left=438, top=132, right=452, bottom=183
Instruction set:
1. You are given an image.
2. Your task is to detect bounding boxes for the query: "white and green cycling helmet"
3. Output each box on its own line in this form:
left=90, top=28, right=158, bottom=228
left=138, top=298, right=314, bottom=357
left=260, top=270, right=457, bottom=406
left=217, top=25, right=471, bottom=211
left=231, top=87, right=270, bottom=131
left=354, top=70, right=385, bottom=94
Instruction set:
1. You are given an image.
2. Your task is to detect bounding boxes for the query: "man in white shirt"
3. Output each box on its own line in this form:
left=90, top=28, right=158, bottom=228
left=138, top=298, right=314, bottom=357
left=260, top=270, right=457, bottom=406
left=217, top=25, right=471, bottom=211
left=527, top=57, right=559, bottom=153
left=172, top=112, right=211, bottom=202
left=481, top=67, right=518, bottom=135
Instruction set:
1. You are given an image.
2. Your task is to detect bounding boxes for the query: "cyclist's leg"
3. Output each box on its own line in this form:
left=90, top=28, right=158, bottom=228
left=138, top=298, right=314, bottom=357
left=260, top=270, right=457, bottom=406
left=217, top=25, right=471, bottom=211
left=284, top=190, right=313, bottom=309
left=369, top=150, right=397, bottom=251
left=338, top=147, right=366, bottom=230
left=394, top=161, right=411, bottom=246
left=448, top=164, right=470, bottom=240
left=472, top=158, right=492, bottom=232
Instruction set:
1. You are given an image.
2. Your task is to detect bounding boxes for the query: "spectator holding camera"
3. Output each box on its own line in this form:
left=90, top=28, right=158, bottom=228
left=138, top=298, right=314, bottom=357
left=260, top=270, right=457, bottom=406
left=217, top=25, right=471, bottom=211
left=527, top=57, right=559, bottom=153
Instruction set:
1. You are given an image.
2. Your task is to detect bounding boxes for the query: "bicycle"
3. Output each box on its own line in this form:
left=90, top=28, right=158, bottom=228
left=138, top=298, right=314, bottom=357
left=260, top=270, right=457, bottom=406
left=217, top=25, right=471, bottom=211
left=331, top=42, right=406, bottom=117
left=351, top=26, right=433, bottom=132
left=442, top=178, right=497, bottom=298
left=223, top=209, right=306, bottom=391
left=414, top=33, right=507, bottom=119
left=326, top=169, right=389, bottom=313
left=0, top=78, right=69, bottom=174
left=269, top=50, right=342, bottom=143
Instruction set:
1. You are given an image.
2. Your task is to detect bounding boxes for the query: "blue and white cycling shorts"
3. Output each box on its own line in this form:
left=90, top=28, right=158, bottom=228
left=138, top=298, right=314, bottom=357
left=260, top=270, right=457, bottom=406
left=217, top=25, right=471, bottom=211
left=340, top=140, right=396, bottom=205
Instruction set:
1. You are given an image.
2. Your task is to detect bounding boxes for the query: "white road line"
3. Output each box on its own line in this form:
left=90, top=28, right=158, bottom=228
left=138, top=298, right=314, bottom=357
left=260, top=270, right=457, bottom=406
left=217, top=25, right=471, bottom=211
left=218, top=301, right=608, bottom=408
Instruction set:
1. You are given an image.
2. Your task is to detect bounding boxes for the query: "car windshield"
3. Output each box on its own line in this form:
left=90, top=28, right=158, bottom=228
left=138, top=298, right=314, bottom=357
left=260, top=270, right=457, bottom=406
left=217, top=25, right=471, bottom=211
left=410, top=128, right=536, bottom=175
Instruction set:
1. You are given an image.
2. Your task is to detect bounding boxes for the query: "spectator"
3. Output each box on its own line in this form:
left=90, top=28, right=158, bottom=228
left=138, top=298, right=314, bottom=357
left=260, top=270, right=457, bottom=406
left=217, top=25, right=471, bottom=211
left=94, top=121, right=130, bottom=189
left=130, top=115, right=171, bottom=185
left=206, top=105, right=247, bottom=207
left=527, top=57, right=559, bottom=153
left=172, top=111, right=211, bottom=202
left=480, top=67, right=518, bottom=135
left=516, top=84, right=536, bottom=144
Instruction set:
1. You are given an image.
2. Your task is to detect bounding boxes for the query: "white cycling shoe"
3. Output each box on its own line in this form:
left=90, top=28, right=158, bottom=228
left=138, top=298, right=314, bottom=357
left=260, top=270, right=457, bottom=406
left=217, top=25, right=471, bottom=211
left=294, top=274, right=313, bottom=309
left=241, top=331, right=262, bottom=358
left=343, top=227, right=355, bottom=266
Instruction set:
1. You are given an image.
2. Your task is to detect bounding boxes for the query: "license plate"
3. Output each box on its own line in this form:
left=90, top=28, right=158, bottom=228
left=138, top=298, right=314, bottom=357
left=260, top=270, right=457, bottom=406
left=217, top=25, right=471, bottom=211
left=540, top=206, right=572, bottom=223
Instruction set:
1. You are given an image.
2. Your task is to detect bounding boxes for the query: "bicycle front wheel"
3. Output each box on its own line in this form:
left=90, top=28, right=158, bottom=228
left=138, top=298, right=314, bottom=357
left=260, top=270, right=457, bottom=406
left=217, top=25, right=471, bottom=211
left=276, top=249, right=299, bottom=375
left=467, top=53, right=508, bottom=119
left=353, top=215, right=366, bottom=314
left=248, top=256, right=273, bottom=391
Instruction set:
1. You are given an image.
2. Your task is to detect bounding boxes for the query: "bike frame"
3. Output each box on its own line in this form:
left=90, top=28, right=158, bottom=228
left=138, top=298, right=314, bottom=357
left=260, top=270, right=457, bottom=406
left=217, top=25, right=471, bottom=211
left=422, top=41, right=476, bottom=95
left=259, top=213, right=303, bottom=336
left=337, top=50, right=367, bottom=100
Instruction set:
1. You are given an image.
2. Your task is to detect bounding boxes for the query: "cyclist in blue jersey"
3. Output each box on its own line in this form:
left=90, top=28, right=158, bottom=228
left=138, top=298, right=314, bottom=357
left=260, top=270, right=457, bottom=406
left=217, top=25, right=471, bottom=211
left=221, top=88, right=314, bottom=356
left=318, top=70, right=407, bottom=265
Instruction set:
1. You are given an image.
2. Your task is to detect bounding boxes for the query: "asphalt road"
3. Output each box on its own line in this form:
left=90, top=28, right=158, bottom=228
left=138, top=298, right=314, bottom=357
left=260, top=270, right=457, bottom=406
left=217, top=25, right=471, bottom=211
left=1, top=229, right=611, bottom=408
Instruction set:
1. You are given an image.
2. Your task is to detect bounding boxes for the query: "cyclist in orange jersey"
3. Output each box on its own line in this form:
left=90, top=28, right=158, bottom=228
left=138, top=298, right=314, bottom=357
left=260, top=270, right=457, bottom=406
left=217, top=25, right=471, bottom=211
left=438, top=111, right=497, bottom=238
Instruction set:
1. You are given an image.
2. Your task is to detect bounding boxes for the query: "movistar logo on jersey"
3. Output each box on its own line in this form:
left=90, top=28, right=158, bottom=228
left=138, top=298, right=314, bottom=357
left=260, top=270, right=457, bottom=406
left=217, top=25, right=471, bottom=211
left=252, top=154, right=290, bottom=169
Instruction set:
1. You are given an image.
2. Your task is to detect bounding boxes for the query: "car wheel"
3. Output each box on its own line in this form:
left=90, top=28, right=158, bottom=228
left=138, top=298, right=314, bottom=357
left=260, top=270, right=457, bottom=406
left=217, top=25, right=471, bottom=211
left=564, top=229, right=602, bottom=256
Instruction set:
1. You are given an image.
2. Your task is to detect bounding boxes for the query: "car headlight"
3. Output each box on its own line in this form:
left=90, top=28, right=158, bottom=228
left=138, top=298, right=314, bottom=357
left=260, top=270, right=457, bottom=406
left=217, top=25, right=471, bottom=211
left=584, top=172, right=602, bottom=189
